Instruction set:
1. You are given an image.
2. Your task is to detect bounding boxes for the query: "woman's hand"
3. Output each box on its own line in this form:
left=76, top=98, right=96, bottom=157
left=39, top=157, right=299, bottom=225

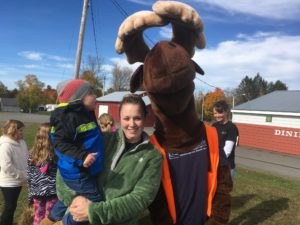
left=69, top=195, right=91, bottom=222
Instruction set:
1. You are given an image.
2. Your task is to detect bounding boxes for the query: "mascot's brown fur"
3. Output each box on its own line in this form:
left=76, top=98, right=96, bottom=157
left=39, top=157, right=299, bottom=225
left=116, top=1, right=232, bottom=225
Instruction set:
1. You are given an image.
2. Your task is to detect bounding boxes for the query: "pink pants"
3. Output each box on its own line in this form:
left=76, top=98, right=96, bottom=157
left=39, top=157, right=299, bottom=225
left=33, top=197, right=58, bottom=225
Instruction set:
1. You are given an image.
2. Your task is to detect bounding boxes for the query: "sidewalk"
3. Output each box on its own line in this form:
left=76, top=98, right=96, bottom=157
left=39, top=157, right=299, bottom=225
left=236, top=146, right=300, bottom=180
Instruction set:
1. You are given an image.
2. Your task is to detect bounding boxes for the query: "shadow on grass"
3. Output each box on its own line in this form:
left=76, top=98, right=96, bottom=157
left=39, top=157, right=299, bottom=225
left=230, top=198, right=289, bottom=225
left=232, top=194, right=256, bottom=210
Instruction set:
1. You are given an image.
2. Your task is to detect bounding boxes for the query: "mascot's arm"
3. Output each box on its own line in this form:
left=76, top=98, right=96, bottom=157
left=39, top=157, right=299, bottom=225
left=148, top=184, right=173, bottom=225
left=205, top=165, right=233, bottom=225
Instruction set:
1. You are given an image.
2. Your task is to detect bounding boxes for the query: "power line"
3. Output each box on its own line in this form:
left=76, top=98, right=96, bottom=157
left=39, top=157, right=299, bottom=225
left=195, top=75, right=233, bottom=94
left=195, top=75, right=219, bottom=90
left=90, top=0, right=101, bottom=69
left=110, top=0, right=155, bottom=46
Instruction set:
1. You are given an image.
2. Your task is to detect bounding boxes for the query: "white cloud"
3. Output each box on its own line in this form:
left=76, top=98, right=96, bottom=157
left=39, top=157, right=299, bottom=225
left=23, top=64, right=42, bottom=69
left=159, top=27, right=172, bottom=39
left=18, top=51, right=43, bottom=61
left=127, top=0, right=152, bottom=6
left=194, top=0, right=300, bottom=20
left=56, top=63, right=73, bottom=69
left=110, top=57, right=142, bottom=71
left=48, top=55, right=69, bottom=62
left=192, top=32, right=300, bottom=91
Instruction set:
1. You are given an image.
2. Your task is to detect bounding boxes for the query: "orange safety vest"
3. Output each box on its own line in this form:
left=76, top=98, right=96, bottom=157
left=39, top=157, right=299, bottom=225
left=150, top=124, right=219, bottom=224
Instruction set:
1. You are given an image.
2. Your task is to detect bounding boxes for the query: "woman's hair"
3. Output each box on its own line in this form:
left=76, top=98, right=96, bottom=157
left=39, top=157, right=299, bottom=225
left=2, top=119, right=25, bottom=140
left=213, top=100, right=229, bottom=113
left=30, top=123, right=54, bottom=165
left=119, top=94, right=147, bottom=118
left=98, top=113, right=115, bottom=132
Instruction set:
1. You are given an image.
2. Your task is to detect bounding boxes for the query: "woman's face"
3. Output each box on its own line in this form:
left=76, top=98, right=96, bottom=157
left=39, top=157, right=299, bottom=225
left=15, top=127, right=24, bottom=140
left=120, top=103, right=145, bottom=143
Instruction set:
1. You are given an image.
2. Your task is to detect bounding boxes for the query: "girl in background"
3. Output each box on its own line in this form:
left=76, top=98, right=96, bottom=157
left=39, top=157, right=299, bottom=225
left=98, top=113, right=117, bottom=132
left=0, top=120, right=28, bottom=225
left=27, top=123, right=57, bottom=225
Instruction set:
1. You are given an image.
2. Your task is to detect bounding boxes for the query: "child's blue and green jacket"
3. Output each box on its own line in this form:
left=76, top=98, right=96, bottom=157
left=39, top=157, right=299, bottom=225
left=50, top=100, right=104, bottom=180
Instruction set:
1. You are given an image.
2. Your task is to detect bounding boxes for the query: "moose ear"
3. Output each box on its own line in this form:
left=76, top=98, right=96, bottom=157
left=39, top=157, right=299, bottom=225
left=192, top=60, right=205, bottom=75
left=130, top=65, right=144, bottom=93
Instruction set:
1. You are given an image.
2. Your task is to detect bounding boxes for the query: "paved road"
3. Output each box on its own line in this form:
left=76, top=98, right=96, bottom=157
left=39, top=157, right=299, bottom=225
left=236, top=146, right=300, bottom=180
left=1, top=112, right=300, bottom=180
left=0, top=112, right=50, bottom=123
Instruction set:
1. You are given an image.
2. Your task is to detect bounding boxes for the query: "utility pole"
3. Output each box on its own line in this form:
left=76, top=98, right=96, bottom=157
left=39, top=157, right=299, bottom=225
left=74, top=0, right=89, bottom=79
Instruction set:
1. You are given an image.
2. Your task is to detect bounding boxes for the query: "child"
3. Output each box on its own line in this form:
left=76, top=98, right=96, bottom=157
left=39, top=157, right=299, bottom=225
left=98, top=113, right=117, bottom=132
left=27, top=123, right=57, bottom=225
left=212, top=100, right=239, bottom=179
left=41, top=79, right=104, bottom=225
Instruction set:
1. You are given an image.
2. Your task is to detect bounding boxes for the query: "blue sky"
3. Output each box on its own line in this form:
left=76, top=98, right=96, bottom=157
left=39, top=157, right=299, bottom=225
left=1, top=0, right=300, bottom=93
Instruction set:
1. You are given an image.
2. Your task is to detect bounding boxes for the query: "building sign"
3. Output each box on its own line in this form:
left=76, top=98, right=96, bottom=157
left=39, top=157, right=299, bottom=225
left=274, top=129, right=300, bottom=138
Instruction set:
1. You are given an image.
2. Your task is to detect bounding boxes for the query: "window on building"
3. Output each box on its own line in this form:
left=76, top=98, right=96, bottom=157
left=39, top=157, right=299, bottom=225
left=266, top=115, right=272, bottom=123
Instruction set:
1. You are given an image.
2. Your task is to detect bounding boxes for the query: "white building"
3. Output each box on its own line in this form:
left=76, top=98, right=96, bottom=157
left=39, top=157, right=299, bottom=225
left=232, top=90, right=300, bottom=155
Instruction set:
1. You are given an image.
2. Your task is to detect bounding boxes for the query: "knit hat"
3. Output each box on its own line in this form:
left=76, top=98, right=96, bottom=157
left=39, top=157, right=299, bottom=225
left=56, top=79, right=92, bottom=103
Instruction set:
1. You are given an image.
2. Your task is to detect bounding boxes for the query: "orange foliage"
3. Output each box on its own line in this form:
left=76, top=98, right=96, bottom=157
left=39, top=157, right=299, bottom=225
left=203, top=88, right=225, bottom=121
left=43, top=88, right=57, bottom=103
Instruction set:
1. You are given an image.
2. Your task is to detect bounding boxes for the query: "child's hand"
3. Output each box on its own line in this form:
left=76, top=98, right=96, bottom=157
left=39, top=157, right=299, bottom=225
left=83, top=153, right=97, bottom=168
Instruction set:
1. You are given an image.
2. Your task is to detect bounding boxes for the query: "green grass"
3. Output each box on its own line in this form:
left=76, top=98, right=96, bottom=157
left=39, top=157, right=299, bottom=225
left=1, top=123, right=300, bottom=224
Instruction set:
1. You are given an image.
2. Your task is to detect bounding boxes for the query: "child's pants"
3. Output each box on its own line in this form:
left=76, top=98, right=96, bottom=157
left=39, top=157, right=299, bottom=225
left=33, top=197, right=58, bottom=225
left=49, top=175, right=102, bottom=225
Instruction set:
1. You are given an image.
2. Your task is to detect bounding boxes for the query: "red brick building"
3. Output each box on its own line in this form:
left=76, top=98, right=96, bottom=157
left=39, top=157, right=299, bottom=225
left=232, top=90, right=300, bottom=155
left=96, top=91, right=155, bottom=127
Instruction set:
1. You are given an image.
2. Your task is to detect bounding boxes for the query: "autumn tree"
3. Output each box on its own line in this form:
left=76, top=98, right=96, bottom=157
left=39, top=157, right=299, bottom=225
left=16, top=75, right=46, bottom=113
left=111, top=63, right=132, bottom=91
left=43, top=85, right=57, bottom=104
left=203, top=88, right=225, bottom=121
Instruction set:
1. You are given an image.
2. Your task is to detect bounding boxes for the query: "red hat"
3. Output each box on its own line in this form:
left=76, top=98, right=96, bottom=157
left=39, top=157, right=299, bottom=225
left=57, top=79, right=91, bottom=103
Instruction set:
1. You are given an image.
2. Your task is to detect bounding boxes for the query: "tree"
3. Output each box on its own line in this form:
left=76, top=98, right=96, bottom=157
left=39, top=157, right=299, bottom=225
left=0, top=82, right=8, bottom=97
left=235, top=73, right=288, bottom=105
left=111, top=63, right=132, bottom=91
left=16, top=75, right=46, bottom=113
left=203, top=88, right=225, bottom=121
left=253, top=73, right=268, bottom=97
left=81, top=55, right=106, bottom=96
left=267, top=80, right=288, bottom=93
left=43, top=85, right=57, bottom=104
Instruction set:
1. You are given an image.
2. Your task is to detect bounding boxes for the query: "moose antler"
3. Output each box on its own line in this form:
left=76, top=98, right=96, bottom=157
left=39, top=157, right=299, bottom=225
left=115, top=11, right=168, bottom=64
left=153, top=1, right=205, bottom=56
left=115, top=1, right=205, bottom=64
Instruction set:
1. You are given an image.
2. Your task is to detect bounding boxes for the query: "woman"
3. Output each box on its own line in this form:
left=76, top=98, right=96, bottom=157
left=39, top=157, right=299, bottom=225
left=0, top=120, right=29, bottom=225
left=54, top=94, right=163, bottom=225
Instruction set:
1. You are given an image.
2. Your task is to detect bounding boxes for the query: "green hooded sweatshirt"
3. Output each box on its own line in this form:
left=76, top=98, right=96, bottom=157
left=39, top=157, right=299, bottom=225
left=56, top=129, right=163, bottom=225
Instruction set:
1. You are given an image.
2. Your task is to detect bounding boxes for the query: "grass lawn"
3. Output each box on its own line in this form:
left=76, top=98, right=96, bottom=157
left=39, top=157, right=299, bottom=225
left=1, top=123, right=300, bottom=224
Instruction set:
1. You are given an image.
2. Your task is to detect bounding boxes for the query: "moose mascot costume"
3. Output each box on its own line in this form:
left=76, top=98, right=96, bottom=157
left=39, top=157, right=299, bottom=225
left=116, top=1, right=232, bottom=225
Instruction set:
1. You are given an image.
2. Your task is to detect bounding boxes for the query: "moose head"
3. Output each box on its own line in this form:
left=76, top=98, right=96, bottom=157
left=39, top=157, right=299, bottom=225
left=115, top=1, right=207, bottom=152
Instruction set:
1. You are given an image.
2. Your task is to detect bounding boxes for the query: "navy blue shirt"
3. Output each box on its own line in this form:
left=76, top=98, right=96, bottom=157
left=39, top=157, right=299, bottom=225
left=167, top=138, right=209, bottom=225
left=213, top=121, right=239, bottom=168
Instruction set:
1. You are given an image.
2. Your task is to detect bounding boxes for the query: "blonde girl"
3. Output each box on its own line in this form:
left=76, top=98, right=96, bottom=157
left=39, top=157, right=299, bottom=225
left=0, top=120, right=28, bottom=225
left=27, top=123, right=57, bottom=225
left=98, top=113, right=117, bottom=132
